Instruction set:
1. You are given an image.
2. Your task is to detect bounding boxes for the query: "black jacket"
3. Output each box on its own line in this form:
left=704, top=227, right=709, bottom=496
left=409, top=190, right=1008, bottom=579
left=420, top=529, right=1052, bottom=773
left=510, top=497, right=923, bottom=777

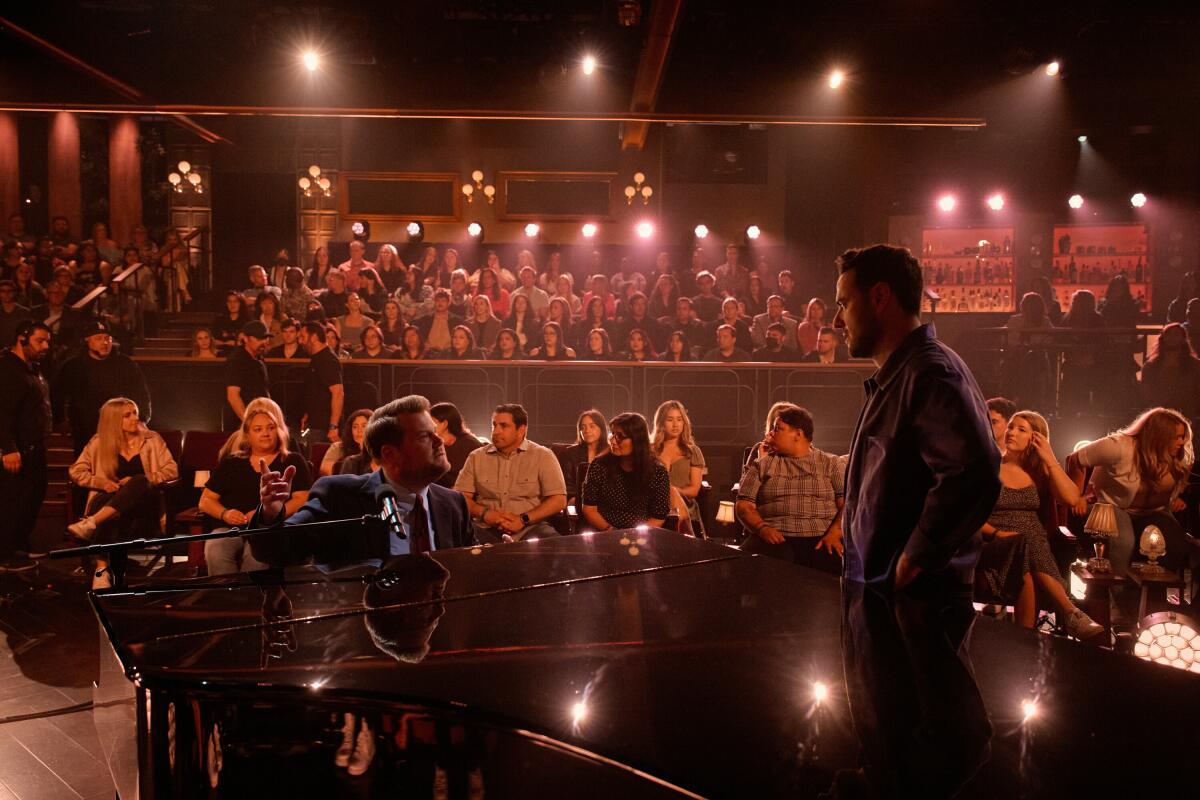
left=51, top=350, right=151, bottom=444
left=0, top=350, right=49, bottom=453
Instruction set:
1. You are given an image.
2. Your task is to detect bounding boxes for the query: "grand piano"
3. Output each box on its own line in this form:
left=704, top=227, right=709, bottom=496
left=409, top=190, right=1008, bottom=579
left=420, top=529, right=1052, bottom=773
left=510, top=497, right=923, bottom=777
left=90, top=530, right=1199, bottom=798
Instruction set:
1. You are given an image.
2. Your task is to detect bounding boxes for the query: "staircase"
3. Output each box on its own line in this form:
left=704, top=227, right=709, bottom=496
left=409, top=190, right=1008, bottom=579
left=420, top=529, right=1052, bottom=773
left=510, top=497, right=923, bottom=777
left=135, top=311, right=211, bottom=356
left=34, top=432, right=77, bottom=549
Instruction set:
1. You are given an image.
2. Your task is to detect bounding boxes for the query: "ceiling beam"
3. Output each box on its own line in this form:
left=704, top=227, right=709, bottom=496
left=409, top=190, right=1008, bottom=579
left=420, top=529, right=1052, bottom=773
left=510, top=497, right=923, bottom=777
left=621, top=0, right=684, bottom=151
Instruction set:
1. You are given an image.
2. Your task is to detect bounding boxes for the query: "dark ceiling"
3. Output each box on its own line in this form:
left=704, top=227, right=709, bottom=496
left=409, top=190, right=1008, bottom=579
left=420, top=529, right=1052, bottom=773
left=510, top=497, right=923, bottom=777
left=1, top=1, right=1198, bottom=130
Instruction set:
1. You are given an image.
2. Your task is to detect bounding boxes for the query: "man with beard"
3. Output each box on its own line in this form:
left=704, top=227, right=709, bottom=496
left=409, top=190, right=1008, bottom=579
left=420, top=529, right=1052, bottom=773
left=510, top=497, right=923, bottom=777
left=830, top=244, right=998, bottom=799
left=250, top=395, right=474, bottom=565
left=0, top=321, right=52, bottom=570
left=224, top=320, right=272, bottom=429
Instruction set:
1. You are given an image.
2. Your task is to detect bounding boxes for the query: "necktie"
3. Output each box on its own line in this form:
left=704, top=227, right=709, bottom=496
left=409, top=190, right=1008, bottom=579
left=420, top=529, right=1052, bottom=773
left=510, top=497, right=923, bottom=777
left=410, top=494, right=432, bottom=554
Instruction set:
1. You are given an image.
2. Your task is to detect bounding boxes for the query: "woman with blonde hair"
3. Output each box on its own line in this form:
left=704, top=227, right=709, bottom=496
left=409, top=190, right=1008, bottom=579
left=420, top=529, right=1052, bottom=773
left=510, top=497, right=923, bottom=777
left=67, top=398, right=178, bottom=588
left=977, top=411, right=1103, bottom=639
left=199, top=397, right=311, bottom=574
left=795, top=298, right=827, bottom=356
left=1067, top=407, right=1194, bottom=620
left=651, top=400, right=707, bottom=534
left=190, top=328, right=220, bottom=359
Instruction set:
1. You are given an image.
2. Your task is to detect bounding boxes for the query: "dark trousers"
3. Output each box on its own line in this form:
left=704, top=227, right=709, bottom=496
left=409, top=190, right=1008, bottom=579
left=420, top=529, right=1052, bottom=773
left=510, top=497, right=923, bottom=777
left=841, top=578, right=992, bottom=799
left=0, top=446, right=46, bottom=557
left=88, top=475, right=157, bottom=543
left=741, top=533, right=843, bottom=575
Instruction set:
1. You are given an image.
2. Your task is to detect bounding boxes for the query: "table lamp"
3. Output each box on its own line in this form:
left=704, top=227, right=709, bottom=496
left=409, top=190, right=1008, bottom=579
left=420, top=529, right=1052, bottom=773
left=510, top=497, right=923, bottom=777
left=1138, top=524, right=1167, bottom=573
left=1083, top=502, right=1118, bottom=572
left=716, top=501, right=736, bottom=525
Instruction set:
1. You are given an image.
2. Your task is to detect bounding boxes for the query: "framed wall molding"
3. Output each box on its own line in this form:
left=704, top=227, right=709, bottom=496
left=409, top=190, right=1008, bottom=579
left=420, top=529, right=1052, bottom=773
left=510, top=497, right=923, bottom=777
left=337, top=171, right=461, bottom=221
left=496, top=171, right=617, bottom=221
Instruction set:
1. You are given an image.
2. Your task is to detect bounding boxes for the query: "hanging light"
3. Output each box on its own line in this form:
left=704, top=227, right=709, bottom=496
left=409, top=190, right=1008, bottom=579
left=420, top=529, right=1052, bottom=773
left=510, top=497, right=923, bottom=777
left=298, top=176, right=311, bottom=192
left=406, top=221, right=424, bottom=239
left=317, top=177, right=332, bottom=197
left=694, top=224, right=710, bottom=239
left=187, top=171, right=202, bottom=187
left=471, top=170, right=484, bottom=189
left=168, top=172, right=182, bottom=187
left=483, top=184, right=496, bottom=204
left=636, top=221, right=654, bottom=239
left=308, top=165, right=322, bottom=178
left=462, top=183, right=475, bottom=203
left=640, top=185, right=653, bottom=205
left=177, top=160, right=192, bottom=175
left=745, top=224, right=762, bottom=240
left=524, top=222, right=541, bottom=238
left=624, top=186, right=637, bottom=205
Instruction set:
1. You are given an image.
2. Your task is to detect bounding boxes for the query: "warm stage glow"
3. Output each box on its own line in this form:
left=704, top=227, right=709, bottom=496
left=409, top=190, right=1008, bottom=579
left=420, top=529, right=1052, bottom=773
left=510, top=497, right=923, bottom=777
left=581, top=223, right=597, bottom=238
left=636, top=221, right=655, bottom=239
left=694, top=224, right=709, bottom=239
left=1045, top=61, right=1060, bottom=77
left=1068, top=194, right=1084, bottom=209
left=937, top=194, right=957, bottom=212
left=302, top=51, right=320, bottom=72
left=524, top=222, right=541, bottom=238
left=828, top=69, right=845, bottom=89
left=745, top=224, right=762, bottom=240
left=571, top=701, right=587, bottom=724
left=812, top=681, right=829, bottom=704
left=1130, top=192, right=1148, bottom=208
left=1021, top=698, right=1038, bottom=722
left=1077, top=135, right=1088, bottom=144
left=467, top=222, right=483, bottom=238
left=986, top=193, right=1005, bottom=211
left=582, top=55, right=597, bottom=75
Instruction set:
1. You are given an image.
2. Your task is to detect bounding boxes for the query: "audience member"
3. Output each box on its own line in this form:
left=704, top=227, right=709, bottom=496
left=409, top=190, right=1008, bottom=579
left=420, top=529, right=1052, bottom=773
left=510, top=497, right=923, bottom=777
left=577, top=328, right=613, bottom=360
left=581, top=412, right=671, bottom=530
left=544, top=296, right=573, bottom=333
left=354, top=325, right=392, bottom=359
left=690, top=271, right=722, bottom=322
left=1031, top=275, right=1064, bottom=326
left=617, top=292, right=666, bottom=353
left=67, top=397, right=178, bottom=589
left=751, top=295, right=798, bottom=348
left=703, top=324, right=752, bottom=362
left=713, top=243, right=750, bottom=299
left=582, top=273, right=617, bottom=318
left=212, top=291, right=247, bottom=351
left=306, top=246, right=333, bottom=291
left=267, top=318, right=305, bottom=359
left=464, top=295, right=502, bottom=351
left=320, top=409, right=373, bottom=476
left=430, top=402, right=486, bottom=489
left=1, top=244, right=24, bottom=282
left=201, top=398, right=311, bottom=574
left=661, top=330, right=695, bottom=362
left=49, top=215, right=78, bottom=259
left=975, top=411, right=1102, bottom=638
left=777, top=270, right=804, bottom=317
left=337, top=291, right=374, bottom=348
left=373, top=243, right=406, bottom=294
left=706, top=297, right=754, bottom=353
left=0, top=280, right=31, bottom=346
left=338, top=240, right=373, bottom=291
left=34, top=282, right=75, bottom=345
left=502, top=293, right=541, bottom=353
left=538, top=250, right=566, bottom=292
left=512, top=264, right=550, bottom=315
left=356, top=267, right=389, bottom=313
left=156, top=230, right=191, bottom=309
left=88, top=222, right=121, bottom=265
left=0, top=321, right=52, bottom=571
left=4, top=213, right=34, bottom=253
left=795, top=297, right=827, bottom=355
left=572, top=296, right=613, bottom=350
left=1003, top=292, right=1056, bottom=411
left=397, top=265, right=434, bottom=321
left=396, top=325, right=430, bottom=360
left=265, top=249, right=292, bottom=289
left=130, top=225, right=158, bottom=269
left=191, top=328, right=220, bottom=359
left=743, top=272, right=768, bottom=318
left=1183, top=298, right=1200, bottom=356
left=442, top=325, right=484, bottom=359
left=447, top=268, right=471, bottom=317
left=455, top=403, right=567, bottom=543
left=1099, top=273, right=1140, bottom=326
left=300, top=321, right=344, bottom=444
left=529, top=322, right=575, bottom=360
left=254, top=291, right=284, bottom=346
left=800, top=327, right=846, bottom=363
left=325, top=325, right=349, bottom=358
left=1058, top=289, right=1106, bottom=413
left=243, top=264, right=281, bottom=304
left=1140, top=323, right=1200, bottom=418
left=11, top=262, right=45, bottom=309
left=30, top=237, right=60, bottom=286
left=440, top=249, right=464, bottom=291
left=417, top=289, right=463, bottom=353
left=378, top=299, right=405, bottom=346
left=753, top=322, right=798, bottom=362
left=610, top=256, right=647, bottom=300
left=651, top=401, right=707, bottom=534
left=560, top=409, right=608, bottom=504
left=647, top=273, right=679, bottom=320
left=550, top=272, right=582, bottom=317
left=620, top=328, right=657, bottom=362
left=224, top=320, right=271, bottom=428
left=278, top=267, right=313, bottom=323
left=321, top=270, right=351, bottom=318
left=474, top=267, right=510, bottom=318
left=1166, top=271, right=1199, bottom=324
left=985, top=396, right=1018, bottom=450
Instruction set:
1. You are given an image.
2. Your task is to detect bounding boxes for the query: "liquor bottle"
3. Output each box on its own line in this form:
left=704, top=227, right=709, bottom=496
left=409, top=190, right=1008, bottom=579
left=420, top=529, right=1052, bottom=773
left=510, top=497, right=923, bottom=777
left=1136, top=256, right=1145, bottom=282
left=1068, top=256, right=1077, bottom=283
left=974, top=261, right=982, bottom=283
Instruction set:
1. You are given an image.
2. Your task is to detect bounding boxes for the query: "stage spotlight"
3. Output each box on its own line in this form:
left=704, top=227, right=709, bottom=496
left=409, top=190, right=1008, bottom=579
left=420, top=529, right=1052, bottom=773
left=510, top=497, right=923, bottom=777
left=828, top=69, right=845, bottom=89
left=937, top=194, right=957, bottom=212
left=745, top=224, right=762, bottom=240
left=582, top=54, right=597, bottom=75
left=302, top=50, right=320, bottom=72
left=1068, top=194, right=1084, bottom=209
left=581, top=222, right=598, bottom=238
left=986, top=193, right=1005, bottom=211
left=812, top=682, right=829, bottom=705
left=694, top=224, right=709, bottom=239
left=571, top=701, right=588, bottom=725
left=350, top=220, right=370, bottom=242
left=1134, top=611, right=1200, bottom=673
left=524, top=222, right=541, bottom=238
left=1045, top=60, right=1060, bottom=77
left=636, top=221, right=655, bottom=239
left=467, top=222, right=483, bottom=238
left=1130, top=192, right=1148, bottom=208
left=406, top=221, right=424, bottom=241
left=1021, top=698, right=1039, bottom=722
left=1077, top=135, right=1088, bottom=144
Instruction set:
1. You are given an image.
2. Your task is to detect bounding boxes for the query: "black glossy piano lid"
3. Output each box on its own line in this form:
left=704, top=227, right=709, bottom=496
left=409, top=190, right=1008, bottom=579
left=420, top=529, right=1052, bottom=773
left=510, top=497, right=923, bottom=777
left=92, top=531, right=1200, bottom=798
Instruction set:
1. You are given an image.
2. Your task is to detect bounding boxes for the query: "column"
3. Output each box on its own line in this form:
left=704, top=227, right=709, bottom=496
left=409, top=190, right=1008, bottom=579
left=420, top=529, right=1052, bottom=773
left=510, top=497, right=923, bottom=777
left=48, top=112, right=81, bottom=238
left=0, top=113, right=18, bottom=223
left=108, top=115, right=142, bottom=245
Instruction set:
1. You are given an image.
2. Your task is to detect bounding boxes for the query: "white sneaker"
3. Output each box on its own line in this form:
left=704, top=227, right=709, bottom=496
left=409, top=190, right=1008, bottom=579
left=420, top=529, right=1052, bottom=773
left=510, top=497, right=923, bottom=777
left=334, top=713, right=356, bottom=767
left=347, top=719, right=374, bottom=776
left=1065, top=609, right=1104, bottom=641
left=67, top=517, right=97, bottom=541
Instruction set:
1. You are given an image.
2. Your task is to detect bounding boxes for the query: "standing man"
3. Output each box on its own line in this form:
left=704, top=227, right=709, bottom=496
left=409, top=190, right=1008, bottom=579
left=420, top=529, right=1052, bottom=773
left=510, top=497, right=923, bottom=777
left=224, top=321, right=271, bottom=429
left=53, top=321, right=152, bottom=457
left=0, top=321, right=52, bottom=571
left=300, top=321, right=343, bottom=445
left=832, top=244, right=999, bottom=799
left=454, top=404, right=567, bottom=543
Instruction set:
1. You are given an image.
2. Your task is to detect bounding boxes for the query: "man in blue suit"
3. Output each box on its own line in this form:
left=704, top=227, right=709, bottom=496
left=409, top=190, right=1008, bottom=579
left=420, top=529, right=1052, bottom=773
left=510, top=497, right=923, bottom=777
left=251, top=395, right=474, bottom=566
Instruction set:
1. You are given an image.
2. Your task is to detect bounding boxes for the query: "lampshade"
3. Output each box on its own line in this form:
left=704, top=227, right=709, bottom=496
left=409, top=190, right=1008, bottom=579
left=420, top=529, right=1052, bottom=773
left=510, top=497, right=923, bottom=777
left=1083, top=502, right=1117, bottom=539
left=1139, top=525, right=1167, bottom=560
left=716, top=500, right=736, bottom=525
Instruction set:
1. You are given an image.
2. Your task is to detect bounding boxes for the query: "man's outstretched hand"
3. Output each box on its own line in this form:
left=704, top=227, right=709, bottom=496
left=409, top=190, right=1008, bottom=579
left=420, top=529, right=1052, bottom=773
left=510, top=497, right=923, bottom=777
left=258, top=458, right=297, bottom=524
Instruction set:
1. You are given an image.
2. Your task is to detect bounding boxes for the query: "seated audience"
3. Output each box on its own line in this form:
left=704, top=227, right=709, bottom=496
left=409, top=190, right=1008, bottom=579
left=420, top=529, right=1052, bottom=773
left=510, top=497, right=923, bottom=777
left=1067, top=407, right=1194, bottom=626
left=67, top=398, right=179, bottom=588
left=0, top=280, right=32, bottom=347
left=529, top=322, right=575, bottom=360
left=397, top=265, right=434, bottom=321
left=11, top=262, right=45, bottom=309
left=337, top=291, right=375, bottom=348
left=648, top=273, right=680, bottom=320
left=200, top=398, right=311, bottom=574
left=489, top=328, right=524, bottom=360
left=571, top=296, right=614, bottom=350
left=512, top=264, right=550, bottom=315
left=1166, top=270, right=1199, bottom=324
left=33, top=282, right=75, bottom=345
left=1031, top=275, right=1064, bottom=326
left=620, top=328, right=657, bottom=362
left=306, top=246, right=333, bottom=291
left=411, top=245, right=441, bottom=286
left=661, top=330, right=695, bottom=362
left=582, top=273, right=617, bottom=319
left=455, top=403, right=567, bottom=543
left=378, top=298, right=406, bottom=346
left=985, top=396, right=1018, bottom=450
left=267, top=318, right=305, bottom=359
left=356, top=267, right=389, bottom=313
left=800, top=327, right=846, bottom=363
left=324, top=325, right=349, bottom=358
left=417, top=289, right=463, bottom=353
left=577, top=327, right=613, bottom=360
left=354, top=324, right=392, bottom=359
left=735, top=405, right=844, bottom=574
left=544, top=296, right=573, bottom=333
left=581, top=412, right=671, bottom=531
left=975, top=411, right=1102, bottom=639
left=550, top=272, right=582, bottom=317
left=443, top=324, right=485, bottom=360
left=1140, top=323, right=1200, bottom=419
left=651, top=401, right=706, bottom=534
left=561, top=409, right=608, bottom=504
left=373, top=243, right=406, bottom=294
left=430, top=402, right=487, bottom=489
left=465, top=294, right=502, bottom=351
left=705, top=297, right=754, bottom=353
left=338, top=239, right=373, bottom=291
left=395, top=325, right=429, bottom=360
left=502, top=293, right=541, bottom=353
left=538, top=250, right=566, bottom=292
left=320, top=408, right=373, bottom=477
left=752, top=322, right=798, bottom=362
left=777, top=270, right=804, bottom=317
left=1003, top=291, right=1056, bottom=411
left=690, top=271, right=722, bottom=322
left=244, top=264, right=281, bottom=304
left=1059, top=289, right=1106, bottom=413
left=212, top=290, right=247, bottom=351
left=795, top=298, right=827, bottom=356
left=751, top=295, right=798, bottom=348
left=320, top=270, right=351, bottom=318
left=611, top=256, right=647, bottom=300
left=474, top=267, right=510, bottom=318
left=280, top=266, right=314, bottom=321
left=1099, top=273, right=1140, bottom=326
left=191, top=327, right=220, bottom=359
left=254, top=291, right=284, bottom=347
left=713, top=243, right=750, bottom=299
left=617, top=292, right=666, bottom=353
left=660, top=296, right=706, bottom=345
left=703, top=324, right=753, bottom=362
left=743, top=272, right=768, bottom=318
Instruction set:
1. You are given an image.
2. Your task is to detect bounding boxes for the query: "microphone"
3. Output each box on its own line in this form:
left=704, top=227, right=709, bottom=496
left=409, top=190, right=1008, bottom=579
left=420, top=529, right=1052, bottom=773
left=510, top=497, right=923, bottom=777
left=374, top=484, right=407, bottom=540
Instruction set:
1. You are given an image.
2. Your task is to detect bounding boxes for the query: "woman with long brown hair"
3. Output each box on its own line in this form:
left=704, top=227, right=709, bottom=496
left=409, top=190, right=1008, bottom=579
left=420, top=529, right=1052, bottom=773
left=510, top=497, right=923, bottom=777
left=650, top=400, right=707, bottom=534
left=977, top=411, right=1102, bottom=639
left=199, top=397, right=311, bottom=574
left=561, top=409, right=608, bottom=505
left=581, top=412, right=670, bottom=531
left=67, top=398, right=178, bottom=588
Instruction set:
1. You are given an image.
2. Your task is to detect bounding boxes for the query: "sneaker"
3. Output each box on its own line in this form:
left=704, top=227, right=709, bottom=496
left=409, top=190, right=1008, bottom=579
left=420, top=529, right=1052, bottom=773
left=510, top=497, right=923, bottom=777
left=334, top=713, right=356, bottom=767
left=67, top=517, right=97, bottom=542
left=347, top=719, right=375, bottom=777
left=1065, top=609, right=1104, bottom=641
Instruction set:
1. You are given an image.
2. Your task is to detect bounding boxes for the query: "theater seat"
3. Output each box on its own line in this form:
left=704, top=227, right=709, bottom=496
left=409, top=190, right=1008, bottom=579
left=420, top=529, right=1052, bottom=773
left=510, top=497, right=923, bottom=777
left=172, top=430, right=233, bottom=570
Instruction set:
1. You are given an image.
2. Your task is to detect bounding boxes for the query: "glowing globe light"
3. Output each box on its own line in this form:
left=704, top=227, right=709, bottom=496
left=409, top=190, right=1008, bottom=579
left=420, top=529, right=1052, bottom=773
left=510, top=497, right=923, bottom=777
left=1130, top=192, right=1148, bottom=208
left=406, top=221, right=422, bottom=237
left=986, top=193, right=1005, bottom=211
left=937, top=194, right=957, bottom=213
left=1045, top=61, right=1060, bottom=77
left=828, top=69, right=845, bottom=89
left=581, top=223, right=598, bottom=238
left=467, top=222, right=483, bottom=238
left=302, top=50, right=320, bottom=72
left=694, top=224, right=709, bottom=239
left=812, top=681, right=829, bottom=704
left=582, top=55, right=597, bottom=75
left=1068, top=194, right=1084, bottom=209
left=745, top=224, right=762, bottom=240
left=636, top=221, right=654, bottom=239
left=524, top=223, right=541, bottom=238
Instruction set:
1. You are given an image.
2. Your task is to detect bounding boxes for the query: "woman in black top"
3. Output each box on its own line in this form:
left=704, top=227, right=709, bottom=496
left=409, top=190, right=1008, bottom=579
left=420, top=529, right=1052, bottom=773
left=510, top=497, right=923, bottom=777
left=379, top=299, right=405, bottom=346
left=660, top=330, right=694, bottom=362
left=212, top=290, right=247, bottom=351
left=357, top=267, right=389, bottom=314
left=430, top=401, right=487, bottom=489
left=743, top=272, right=768, bottom=318
left=561, top=409, right=608, bottom=504
left=620, top=329, right=656, bottom=362
left=354, top=324, right=393, bottom=359
left=490, top=328, right=524, bottom=361
left=395, top=325, right=429, bottom=360
left=306, top=246, right=332, bottom=291
left=572, top=296, right=613, bottom=351
left=503, top=293, right=542, bottom=353
left=529, top=322, right=576, bottom=360
left=577, top=328, right=613, bottom=360
left=581, top=412, right=671, bottom=530
left=444, top=325, right=485, bottom=360
left=647, top=273, right=679, bottom=321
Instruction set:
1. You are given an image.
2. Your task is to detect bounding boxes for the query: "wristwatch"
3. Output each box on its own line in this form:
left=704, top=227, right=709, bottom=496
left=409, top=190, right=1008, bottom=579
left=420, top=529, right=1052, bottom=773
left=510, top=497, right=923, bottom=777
left=520, top=513, right=531, bottom=526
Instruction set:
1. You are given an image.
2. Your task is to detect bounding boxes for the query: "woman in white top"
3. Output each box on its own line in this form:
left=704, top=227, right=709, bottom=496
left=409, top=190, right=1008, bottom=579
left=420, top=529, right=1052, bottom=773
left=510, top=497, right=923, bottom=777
left=1067, top=407, right=1193, bottom=590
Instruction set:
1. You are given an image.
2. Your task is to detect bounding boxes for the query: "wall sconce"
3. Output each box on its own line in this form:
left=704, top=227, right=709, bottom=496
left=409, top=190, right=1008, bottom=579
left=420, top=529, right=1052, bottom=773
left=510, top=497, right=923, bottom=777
left=625, top=171, right=653, bottom=205
left=299, top=165, right=333, bottom=198
left=168, top=160, right=203, bottom=194
left=464, top=170, right=495, bottom=204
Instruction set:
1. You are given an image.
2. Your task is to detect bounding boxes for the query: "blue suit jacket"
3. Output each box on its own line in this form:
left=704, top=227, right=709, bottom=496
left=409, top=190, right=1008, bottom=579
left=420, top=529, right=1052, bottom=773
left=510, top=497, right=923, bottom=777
left=249, top=469, right=473, bottom=567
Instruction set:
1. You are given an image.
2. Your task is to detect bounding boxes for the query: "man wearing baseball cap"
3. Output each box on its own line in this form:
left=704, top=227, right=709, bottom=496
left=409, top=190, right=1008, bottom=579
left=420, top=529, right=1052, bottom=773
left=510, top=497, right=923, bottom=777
left=224, top=320, right=272, bottom=429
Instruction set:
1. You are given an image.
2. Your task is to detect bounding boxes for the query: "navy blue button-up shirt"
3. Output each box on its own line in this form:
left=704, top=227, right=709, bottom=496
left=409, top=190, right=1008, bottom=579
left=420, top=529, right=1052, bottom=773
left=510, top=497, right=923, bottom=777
left=842, top=324, right=1000, bottom=589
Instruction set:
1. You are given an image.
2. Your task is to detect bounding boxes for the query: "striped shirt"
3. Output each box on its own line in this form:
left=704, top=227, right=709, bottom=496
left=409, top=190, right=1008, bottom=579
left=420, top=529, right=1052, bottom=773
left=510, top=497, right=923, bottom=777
left=737, top=448, right=845, bottom=537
